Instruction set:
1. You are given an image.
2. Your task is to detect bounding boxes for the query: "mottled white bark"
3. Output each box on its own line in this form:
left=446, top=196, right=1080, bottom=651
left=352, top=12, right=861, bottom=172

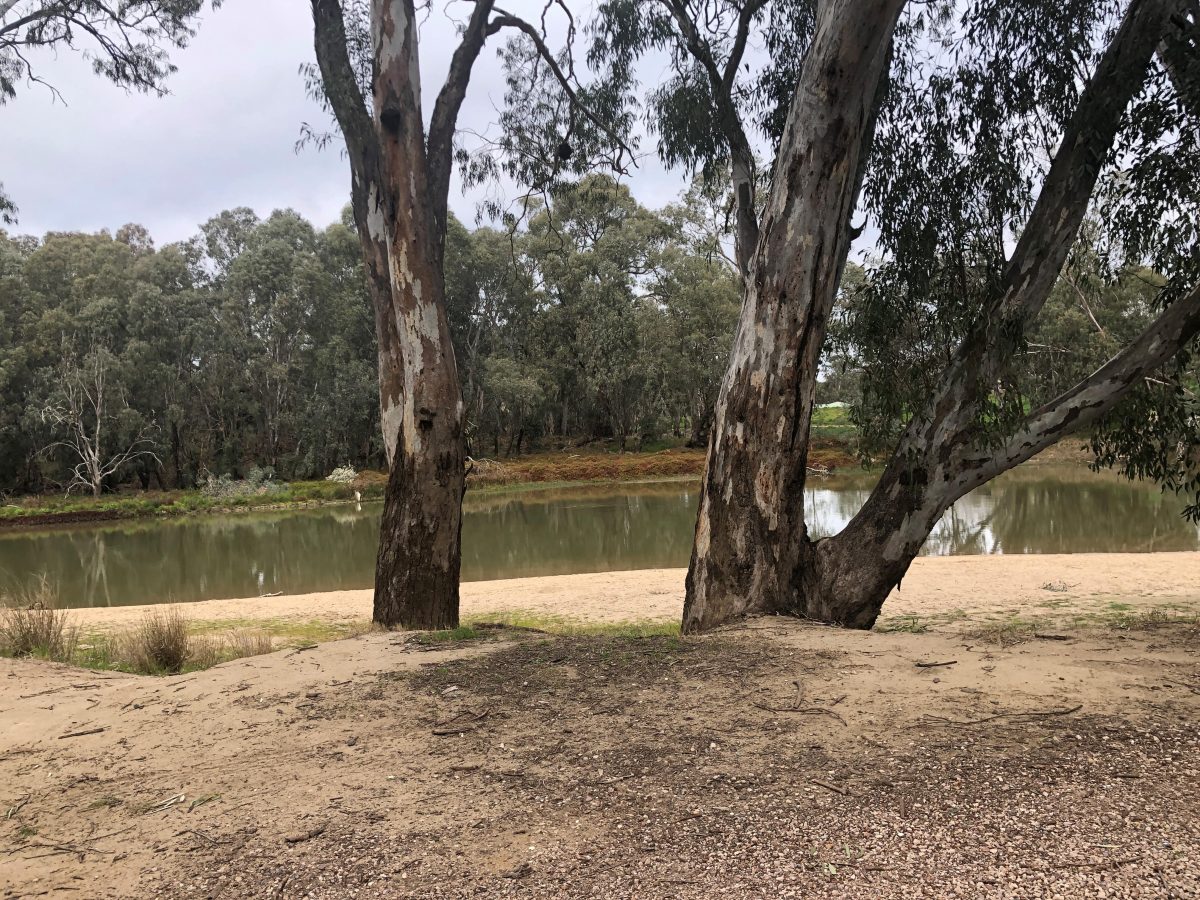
left=685, top=0, right=1192, bottom=632
left=683, top=0, right=907, bottom=632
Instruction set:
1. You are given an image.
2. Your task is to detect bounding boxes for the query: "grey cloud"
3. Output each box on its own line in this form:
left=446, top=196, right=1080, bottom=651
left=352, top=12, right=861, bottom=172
left=2, top=0, right=685, bottom=244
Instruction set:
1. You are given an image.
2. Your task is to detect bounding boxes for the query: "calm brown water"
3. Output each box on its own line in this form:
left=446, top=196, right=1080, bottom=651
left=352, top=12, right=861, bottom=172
left=1, top=466, right=1196, bottom=608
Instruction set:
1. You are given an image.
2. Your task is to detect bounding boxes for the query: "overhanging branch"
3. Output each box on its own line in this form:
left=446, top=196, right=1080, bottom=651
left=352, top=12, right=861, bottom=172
left=310, top=0, right=378, bottom=175
left=1158, top=0, right=1199, bottom=118
left=969, top=281, right=1200, bottom=486
left=488, top=10, right=636, bottom=164
left=427, top=0, right=496, bottom=244
left=658, top=0, right=761, bottom=276
left=895, top=0, right=1182, bottom=459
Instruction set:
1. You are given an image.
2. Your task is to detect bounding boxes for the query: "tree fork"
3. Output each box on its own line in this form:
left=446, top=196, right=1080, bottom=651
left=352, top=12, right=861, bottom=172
left=683, top=0, right=907, bottom=634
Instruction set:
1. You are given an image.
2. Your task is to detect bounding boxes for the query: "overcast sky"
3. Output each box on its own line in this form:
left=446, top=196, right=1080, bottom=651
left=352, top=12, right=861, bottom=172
left=2, top=0, right=684, bottom=244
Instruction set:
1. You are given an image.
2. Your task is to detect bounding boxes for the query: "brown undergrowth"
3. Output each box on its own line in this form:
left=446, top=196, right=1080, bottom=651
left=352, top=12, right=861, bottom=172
left=465, top=443, right=856, bottom=489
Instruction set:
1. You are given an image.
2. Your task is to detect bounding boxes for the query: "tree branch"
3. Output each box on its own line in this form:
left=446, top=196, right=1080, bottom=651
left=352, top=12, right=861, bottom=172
left=658, top=0, right=760, bottom=276
left=895, top=0, right=1182, bottom=459
left=310, top=0, right=378, bottom=174
left=965, top=281, right=1200, bottom=488
left=1157, top=0, right=1199, bottom=118
left=722, top=0, right=767, bottom=93
left=427, top=0, right=496, bottom=246
left=488, top=10, right=635, bottom=163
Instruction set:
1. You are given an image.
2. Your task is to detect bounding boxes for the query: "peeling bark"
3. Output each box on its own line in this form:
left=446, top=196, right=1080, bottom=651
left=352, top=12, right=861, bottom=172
left=683, top=0, right=906, bottom=633
left=313, top=0, right=472, bottom=628
left=685, top=0, right=1193, bottom=633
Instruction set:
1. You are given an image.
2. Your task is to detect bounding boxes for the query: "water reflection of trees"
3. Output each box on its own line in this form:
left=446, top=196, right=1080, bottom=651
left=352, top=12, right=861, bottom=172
left=461, top=491, right=697, bottom=581
left=797, top=467, right=1198, bottom=557
left=3, top=467, right=1198, bottom=609
left=980, top=476, right=1198, bottom=554
left=0, top=508, right=381, bottom=608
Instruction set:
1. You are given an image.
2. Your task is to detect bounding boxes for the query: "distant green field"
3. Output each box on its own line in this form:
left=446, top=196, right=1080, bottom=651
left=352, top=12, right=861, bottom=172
left=810, top=405, right=857, bottom=441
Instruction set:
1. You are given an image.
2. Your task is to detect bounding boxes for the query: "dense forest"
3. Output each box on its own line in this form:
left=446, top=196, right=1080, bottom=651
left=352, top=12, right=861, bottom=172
left=0, top=175, right=744, bottom=494
left=1, top=165, right=1168, bottom=498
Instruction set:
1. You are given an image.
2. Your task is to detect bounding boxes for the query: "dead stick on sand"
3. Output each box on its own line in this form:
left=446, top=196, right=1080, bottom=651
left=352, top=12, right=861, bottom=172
left=810, top=779, right=850, bottom=796
left=918, top=704, right=1083, bottom=727
left=915, top=660, right=957, bottom=668
left=58, top=727, right=106, bottom=740
left=752, top=703, right=847, bottom=726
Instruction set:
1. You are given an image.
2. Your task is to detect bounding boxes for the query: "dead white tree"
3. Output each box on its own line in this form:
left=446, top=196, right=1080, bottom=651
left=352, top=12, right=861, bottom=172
left=40, top=350, right=159, bottom=497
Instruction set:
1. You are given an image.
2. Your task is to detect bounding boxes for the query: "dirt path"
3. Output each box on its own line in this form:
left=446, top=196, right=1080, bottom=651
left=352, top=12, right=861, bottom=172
left=2, top=617, right=1198, bottom=899
left=60, top=551, right=1200, bottom=632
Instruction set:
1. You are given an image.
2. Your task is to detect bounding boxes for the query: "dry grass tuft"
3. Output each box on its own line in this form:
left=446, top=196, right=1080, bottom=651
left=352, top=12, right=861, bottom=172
left=224, top=629, right=275, bottom=659
left=119, top=607, right=191, bottom=674
left=0, top=580, right=79, bottom=661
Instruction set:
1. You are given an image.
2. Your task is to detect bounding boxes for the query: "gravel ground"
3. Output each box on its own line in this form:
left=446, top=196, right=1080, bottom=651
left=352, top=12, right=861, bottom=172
left=127, top=627, right=1200, bottom=900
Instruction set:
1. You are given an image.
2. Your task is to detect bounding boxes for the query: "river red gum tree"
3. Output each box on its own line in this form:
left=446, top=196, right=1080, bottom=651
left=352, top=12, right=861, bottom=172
left=311, top=0, right=627, bottom=628
left=681, top=0, right=1200, bottom=632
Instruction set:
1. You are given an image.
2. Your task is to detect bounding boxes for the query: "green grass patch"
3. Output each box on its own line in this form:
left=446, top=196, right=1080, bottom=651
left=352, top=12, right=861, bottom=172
left=875, top=614, right=932, bottom=634
left=407, top=625, right=487, bottom=645
left=810, top=405, right=858, bottom=440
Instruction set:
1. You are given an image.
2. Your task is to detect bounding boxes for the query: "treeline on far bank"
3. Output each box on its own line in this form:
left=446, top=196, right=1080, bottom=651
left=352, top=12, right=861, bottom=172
left=0, top=176, right=748, bottom=496
left=1, top=172, right=1163, bottom=498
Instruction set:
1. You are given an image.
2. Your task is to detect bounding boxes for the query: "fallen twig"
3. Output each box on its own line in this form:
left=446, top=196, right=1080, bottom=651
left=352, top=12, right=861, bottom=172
left=915, top=660, right=957, bottom=668
left=20, top=682, right=101, bottom=699
left=57, top=727, right=106, bottom=740
left=810, top=779, right=850, bottom=796
left=752, top=703, right=847, bottom=726
left=587, top=773, right=638, bottom=786
left=918, top=704, right=1083, bottom=727
left=147, top=793, right=187, bottom=813
left=177, top=828, right=231, bottom=846
left=432, top=709, right=489, bottom=734
left=282, top=822, right=326, bottom=844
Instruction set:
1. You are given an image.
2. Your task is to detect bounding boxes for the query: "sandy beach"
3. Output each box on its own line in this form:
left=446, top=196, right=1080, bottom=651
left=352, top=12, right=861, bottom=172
left=62, top=551, right=1200, bottom=631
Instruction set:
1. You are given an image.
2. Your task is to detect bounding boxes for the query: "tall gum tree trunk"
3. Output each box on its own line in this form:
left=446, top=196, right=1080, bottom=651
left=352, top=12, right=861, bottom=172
left=683, top=0, right=906, bottom=633
left=686, top=0, right=1195, bottom=633
left=313, top=0, right=482, bottom=628
left=368, top=0, right=466, bottom=628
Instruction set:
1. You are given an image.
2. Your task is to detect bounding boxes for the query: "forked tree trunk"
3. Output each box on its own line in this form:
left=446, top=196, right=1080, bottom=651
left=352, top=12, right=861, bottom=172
left=684, top=0, right=1197, bottom=633
left=683, top=0, right=905, bottom=633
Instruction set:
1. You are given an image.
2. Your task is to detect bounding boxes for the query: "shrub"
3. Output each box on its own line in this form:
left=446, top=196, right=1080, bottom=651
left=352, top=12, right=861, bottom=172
left=325, top=465, right=357, bottom=484
left=120, top=607, right=191, bottom=674
left=199, top=467, right=286, bottom=500
left=0, top=581, right=78, bottom=662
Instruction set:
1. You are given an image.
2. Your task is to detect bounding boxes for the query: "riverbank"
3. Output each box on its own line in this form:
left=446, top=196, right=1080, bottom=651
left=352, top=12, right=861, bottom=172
left=58, top=551, right=1200, bottom=637
left=1, top=448, right=785, bottom=529
left=2, top=563, right=1197, bottom=898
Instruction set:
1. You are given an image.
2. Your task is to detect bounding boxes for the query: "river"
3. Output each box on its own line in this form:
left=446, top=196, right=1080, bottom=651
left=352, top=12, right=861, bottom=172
left=1, top=465, right=1196, bottom=608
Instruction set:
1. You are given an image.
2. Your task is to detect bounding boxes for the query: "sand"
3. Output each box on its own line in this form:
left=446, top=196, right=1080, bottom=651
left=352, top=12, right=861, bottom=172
left=61, top=551, right=1200, bottom=631
left=2, top=611, right=1197, bottom=898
